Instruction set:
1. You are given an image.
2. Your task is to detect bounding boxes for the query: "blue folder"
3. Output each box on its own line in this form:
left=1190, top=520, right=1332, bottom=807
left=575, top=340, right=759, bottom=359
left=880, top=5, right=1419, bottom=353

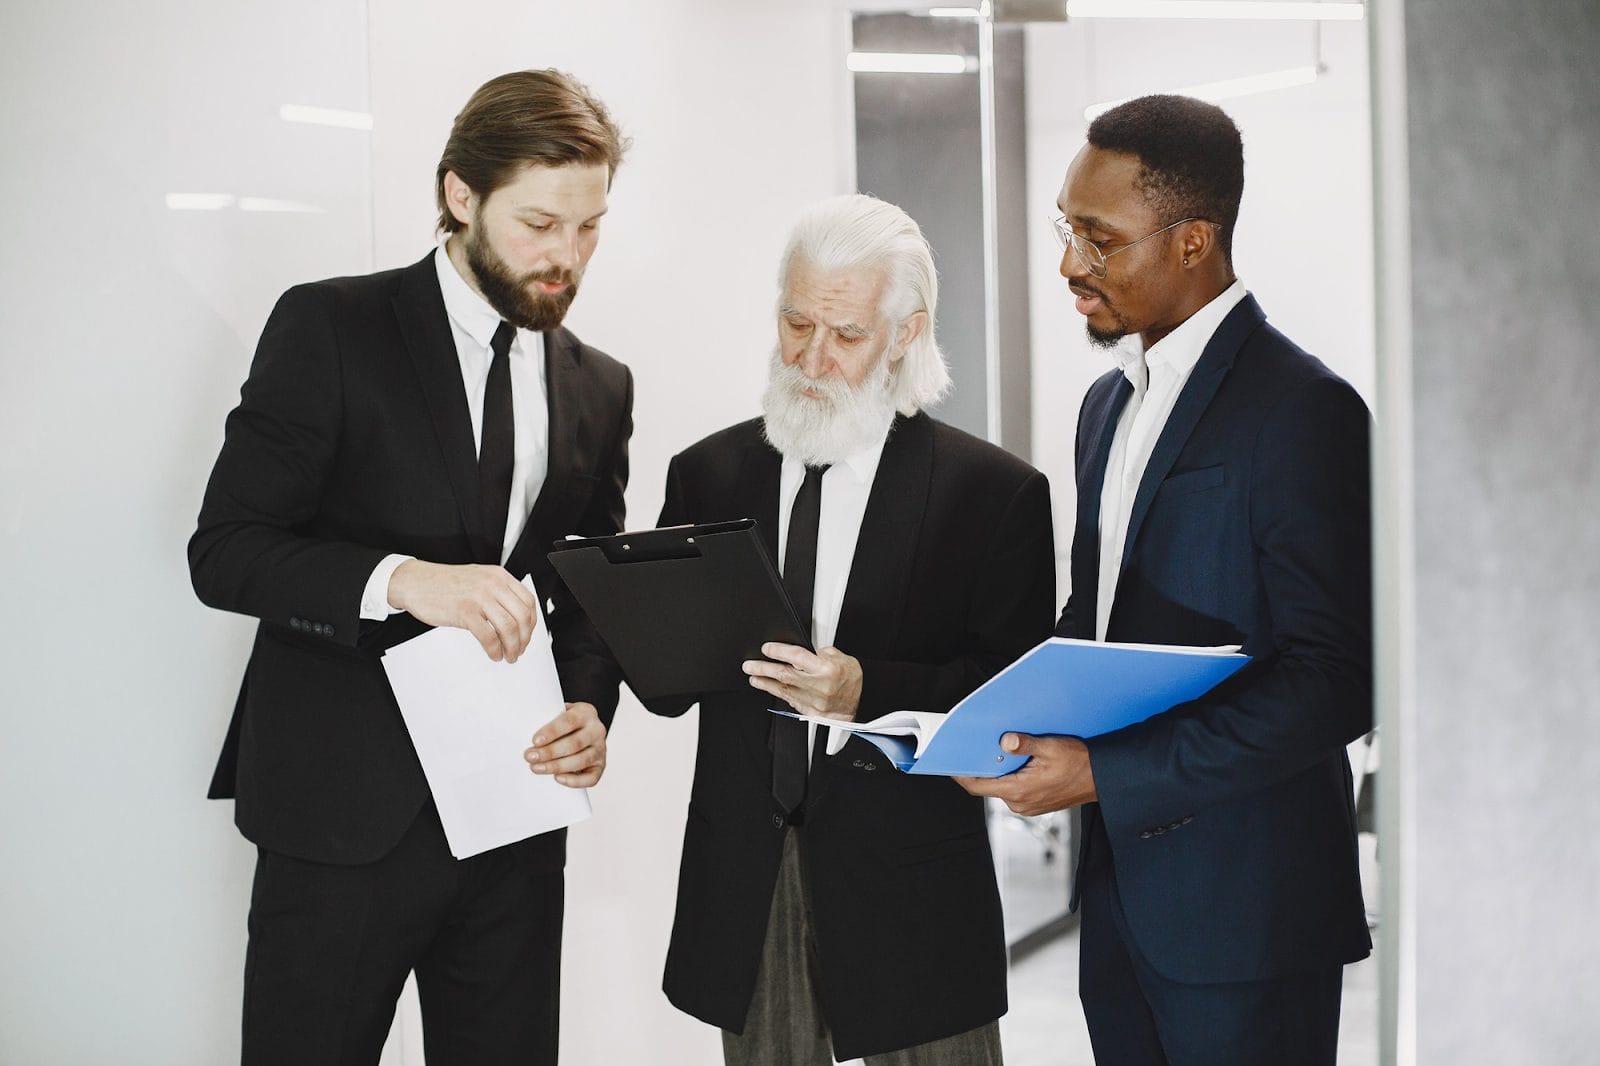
left=781, top=638, right=1250, bottom=777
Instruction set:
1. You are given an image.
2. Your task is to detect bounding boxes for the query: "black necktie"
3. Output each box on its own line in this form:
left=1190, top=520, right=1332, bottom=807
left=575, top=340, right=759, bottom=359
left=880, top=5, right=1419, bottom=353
left=479, top=321, right=516, bottom=565
left=773, top=464, right=828, bottom=819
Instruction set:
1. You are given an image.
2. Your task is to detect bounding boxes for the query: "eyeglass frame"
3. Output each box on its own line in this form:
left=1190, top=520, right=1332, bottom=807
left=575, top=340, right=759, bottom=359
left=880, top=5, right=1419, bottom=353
left=1050, top=214, right=1216, bottom=278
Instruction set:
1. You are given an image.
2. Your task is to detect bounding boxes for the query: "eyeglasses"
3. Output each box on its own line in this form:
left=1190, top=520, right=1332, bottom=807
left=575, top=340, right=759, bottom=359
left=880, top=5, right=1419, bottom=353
left=1050, top=215, right=1213, bottom=279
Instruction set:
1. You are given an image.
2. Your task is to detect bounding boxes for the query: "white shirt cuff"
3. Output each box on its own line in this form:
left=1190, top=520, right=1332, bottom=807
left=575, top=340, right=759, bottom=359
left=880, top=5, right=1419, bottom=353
left=360, top=554, right=414, bottom=620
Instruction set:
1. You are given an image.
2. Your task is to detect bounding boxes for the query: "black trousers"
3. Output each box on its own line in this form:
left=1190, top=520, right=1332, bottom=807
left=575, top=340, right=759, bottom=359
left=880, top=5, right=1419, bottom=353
left=1077, top=819, right=1342, bottom=1066
left=241, top=800, right=565, bottom=1066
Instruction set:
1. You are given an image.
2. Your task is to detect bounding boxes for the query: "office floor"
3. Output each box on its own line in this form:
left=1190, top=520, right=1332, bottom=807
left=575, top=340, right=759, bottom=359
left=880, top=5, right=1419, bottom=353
left=995, top=831, right=1381, bottom=1066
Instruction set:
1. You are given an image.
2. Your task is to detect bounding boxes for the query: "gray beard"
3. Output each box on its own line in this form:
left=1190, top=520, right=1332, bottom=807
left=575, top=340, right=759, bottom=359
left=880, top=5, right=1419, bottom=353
left=760, top=346, right=897, bottom=467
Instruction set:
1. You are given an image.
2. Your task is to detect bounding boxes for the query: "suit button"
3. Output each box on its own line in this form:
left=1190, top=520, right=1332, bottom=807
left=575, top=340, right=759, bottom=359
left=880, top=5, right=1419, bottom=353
left=1181, top=815, right=1193, bottom=825
left=772, top=813, right=785, bottom=829
left=1153, top=826, right=1166, bottom=835
left=864, top=763, right=877, bottom=772
left=290, top=617, right=303, bottom=630
left=1139, top=830, right=1153, bottom=839
left=324, top=624, right=335, bottom=637
left=1168, top=820, right=1182, bottom=830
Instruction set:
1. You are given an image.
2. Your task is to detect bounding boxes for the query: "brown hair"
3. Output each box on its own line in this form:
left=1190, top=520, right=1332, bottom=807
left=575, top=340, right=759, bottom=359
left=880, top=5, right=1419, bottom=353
left=435, top=69, right=629, bottom=233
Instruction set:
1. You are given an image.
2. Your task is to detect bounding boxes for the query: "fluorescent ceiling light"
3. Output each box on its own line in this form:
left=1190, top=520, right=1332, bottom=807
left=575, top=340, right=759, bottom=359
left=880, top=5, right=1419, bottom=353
left=847, top=51, right=977, bottom=74
left=1066, top=1, right=1363, bottom=20
left=1085, top=64, right=1318, bottom=119
left=279, top=103, right=374, bottom=130
left=928, top=6, right=982, bottom=15
left=165, top=193, right=235, bottom=211
left=238, top=197, right=326, bottom=214
left=164, top=193, right=325, bottom=213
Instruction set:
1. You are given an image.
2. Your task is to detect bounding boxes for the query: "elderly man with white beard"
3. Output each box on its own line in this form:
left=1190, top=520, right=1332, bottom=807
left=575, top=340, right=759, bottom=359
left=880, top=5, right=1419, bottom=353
left=643, top=194, right=1056, bottom=1066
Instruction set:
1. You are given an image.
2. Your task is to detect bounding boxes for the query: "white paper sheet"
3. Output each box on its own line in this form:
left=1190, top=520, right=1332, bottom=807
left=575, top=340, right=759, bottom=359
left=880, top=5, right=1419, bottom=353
left=772, top=708, right=950, bottom=757
left=381, top=609, right=590, bottom=859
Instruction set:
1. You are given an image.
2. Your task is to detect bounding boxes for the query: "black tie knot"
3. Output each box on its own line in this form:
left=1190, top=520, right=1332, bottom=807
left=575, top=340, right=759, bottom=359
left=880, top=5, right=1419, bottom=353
left=490, top=319, right=516, bottom=361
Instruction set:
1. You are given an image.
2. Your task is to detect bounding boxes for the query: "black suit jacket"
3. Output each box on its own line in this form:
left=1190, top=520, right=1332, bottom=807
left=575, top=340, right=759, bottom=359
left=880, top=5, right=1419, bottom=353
left=648, top=412, right=1055, bottom=1060
left=1063, top=294, right=1373, bottom=983
left=190, top=252, right=632, bottom=866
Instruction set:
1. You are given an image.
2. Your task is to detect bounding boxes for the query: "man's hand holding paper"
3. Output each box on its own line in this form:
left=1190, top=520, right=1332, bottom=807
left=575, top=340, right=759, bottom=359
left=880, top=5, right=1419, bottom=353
left=381, top=581, right=592, bottom=859
left=387, top=559, right=541, bottom=663
left=524, top=701, right=608, bottom=788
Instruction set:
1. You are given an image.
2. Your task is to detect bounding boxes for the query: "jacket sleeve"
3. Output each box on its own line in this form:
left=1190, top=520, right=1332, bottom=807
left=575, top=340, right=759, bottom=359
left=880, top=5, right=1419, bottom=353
left=853, top=470, right=1057, bottom=717
left=548, top=364, right=634, bottom=727
left=188, top=284, right=386, bottom=648
left=1086, top=375, right=1374, bottom=837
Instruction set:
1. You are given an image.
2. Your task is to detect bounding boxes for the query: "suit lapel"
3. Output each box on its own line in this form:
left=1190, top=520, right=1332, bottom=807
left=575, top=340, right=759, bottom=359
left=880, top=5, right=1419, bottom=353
left=392, top=254, right=490, bottom=561
left=504, top=328, right=581, bottom=579
left=1118, top=294, right=1266, bottom=575
left=736, top=432, right=783, bottom=566
left=1079, top=375, right=1133, bottom=537
left=1074, top=375, right=1133, bottom=639
left=833, top=413, right=930, bottom=659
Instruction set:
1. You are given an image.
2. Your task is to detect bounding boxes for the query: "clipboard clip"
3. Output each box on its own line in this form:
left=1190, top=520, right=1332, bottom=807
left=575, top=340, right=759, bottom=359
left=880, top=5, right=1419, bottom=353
left=562, top=519, right=758, bottom=566
left=597, top=528, right=705, bottom=564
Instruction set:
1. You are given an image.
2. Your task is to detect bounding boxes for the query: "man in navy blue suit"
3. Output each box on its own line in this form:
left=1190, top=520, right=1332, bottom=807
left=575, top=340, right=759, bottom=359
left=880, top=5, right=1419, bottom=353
left=959, top=95, right=1373, bottom=1065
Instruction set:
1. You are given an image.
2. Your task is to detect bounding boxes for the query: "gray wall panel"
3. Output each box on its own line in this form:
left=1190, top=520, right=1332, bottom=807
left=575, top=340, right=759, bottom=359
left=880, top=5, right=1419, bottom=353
left=1401, top=2, right=1600, bottom=1061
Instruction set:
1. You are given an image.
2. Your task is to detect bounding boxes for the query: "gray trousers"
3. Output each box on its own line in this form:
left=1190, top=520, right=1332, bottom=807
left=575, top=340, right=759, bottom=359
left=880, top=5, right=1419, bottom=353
left=722, top=830, right=1004, bottom=1066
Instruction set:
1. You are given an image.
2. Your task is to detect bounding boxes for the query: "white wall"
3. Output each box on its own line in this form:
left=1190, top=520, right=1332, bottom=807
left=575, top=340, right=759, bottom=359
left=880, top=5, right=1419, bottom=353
left=1024, top=18, right=1374, bottom=591
left=0, top=1, right=374, bottom=1062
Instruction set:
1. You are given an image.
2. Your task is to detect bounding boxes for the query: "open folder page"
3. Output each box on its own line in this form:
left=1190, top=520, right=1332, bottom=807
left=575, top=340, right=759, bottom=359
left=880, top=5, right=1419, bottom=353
left=382, top=599, right=590, bottom=859
left=772, top=637, right=1250, bottom=777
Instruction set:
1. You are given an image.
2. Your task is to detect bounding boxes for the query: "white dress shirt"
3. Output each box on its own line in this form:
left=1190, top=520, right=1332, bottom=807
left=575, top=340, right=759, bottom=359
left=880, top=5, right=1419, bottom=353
left=775, top=426, right=890, bottom=760
left=358, top=244, right=551, bottom=619
left=1095, top=280, right=1247, bottom=641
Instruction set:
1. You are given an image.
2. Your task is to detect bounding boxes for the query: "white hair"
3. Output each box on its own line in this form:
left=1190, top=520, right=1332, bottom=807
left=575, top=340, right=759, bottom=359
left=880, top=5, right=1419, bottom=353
left=777, top=193, right=951, bottom=416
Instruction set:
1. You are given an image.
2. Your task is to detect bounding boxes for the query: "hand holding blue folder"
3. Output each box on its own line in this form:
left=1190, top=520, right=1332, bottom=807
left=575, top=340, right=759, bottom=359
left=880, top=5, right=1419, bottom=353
left=770, top=637, right=1249, bottom=777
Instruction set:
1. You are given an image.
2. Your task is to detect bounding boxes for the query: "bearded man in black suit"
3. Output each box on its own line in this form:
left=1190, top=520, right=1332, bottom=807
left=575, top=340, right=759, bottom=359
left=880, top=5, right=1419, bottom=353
left=190, top=69, right=633, bottom=1066
left=648, top=194, right=1056, bottom=1066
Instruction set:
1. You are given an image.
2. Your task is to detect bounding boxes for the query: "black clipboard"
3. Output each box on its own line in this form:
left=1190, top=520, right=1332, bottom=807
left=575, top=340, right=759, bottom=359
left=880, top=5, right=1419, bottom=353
left=547, top=519, right=810, bottom=700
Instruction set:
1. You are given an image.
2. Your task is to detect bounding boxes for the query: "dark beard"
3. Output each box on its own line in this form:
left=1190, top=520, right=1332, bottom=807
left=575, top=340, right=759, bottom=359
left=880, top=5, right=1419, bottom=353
left=463, top=224, right=579, bottom=332
left=1087, top=322, right=1125, bottom=349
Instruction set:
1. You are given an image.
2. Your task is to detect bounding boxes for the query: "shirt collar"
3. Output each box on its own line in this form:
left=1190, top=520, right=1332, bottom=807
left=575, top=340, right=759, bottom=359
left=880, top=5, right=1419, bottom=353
left=780, top=419, right=892, bottom=486
left=1141, top=279, right=1248, bottom=378
left=1113, top=342, right=1148, bottom=394
left=835, top=423, right=891, bottom=485
left=434, top=240, right=508, bottom=351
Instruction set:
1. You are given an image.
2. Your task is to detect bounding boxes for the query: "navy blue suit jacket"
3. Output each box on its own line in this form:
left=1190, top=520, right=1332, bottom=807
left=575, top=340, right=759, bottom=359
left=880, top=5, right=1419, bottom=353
left=1063, top=294, right=1373, bottom=984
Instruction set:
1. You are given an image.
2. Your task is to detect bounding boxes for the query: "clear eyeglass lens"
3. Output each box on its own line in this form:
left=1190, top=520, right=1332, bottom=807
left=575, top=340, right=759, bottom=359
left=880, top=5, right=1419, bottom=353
left=1074, top=238, right=1107, bottom=278
left=1053, top=217, right=1109, bottom=277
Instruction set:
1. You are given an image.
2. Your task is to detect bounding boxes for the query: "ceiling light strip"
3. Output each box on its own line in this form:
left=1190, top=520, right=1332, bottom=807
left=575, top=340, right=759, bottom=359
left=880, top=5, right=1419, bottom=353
left=846, top=51, right=977, bottom=74
left=1066, top=1, right=1363, bottom=21
left=279, top=104, right=374, bottom=130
